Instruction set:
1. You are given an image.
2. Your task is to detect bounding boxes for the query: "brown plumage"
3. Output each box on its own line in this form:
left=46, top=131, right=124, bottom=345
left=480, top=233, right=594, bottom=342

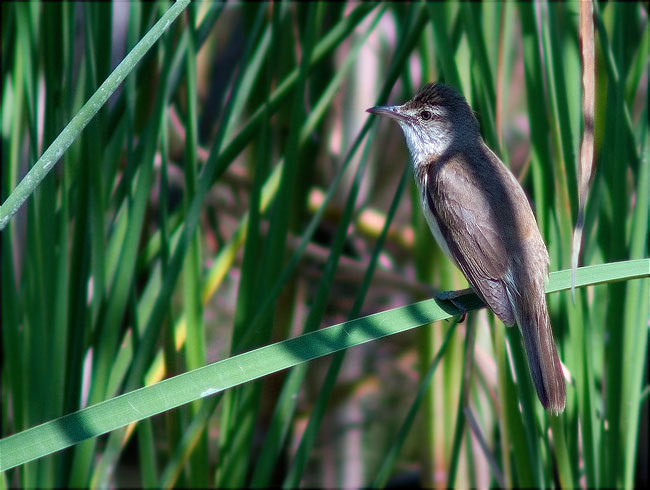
left=368, top=83, right=566, bottom=413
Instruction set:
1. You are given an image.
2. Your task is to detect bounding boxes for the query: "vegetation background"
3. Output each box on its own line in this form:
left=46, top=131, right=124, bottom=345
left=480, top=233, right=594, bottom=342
left=1, top=1, right=648, bottom=488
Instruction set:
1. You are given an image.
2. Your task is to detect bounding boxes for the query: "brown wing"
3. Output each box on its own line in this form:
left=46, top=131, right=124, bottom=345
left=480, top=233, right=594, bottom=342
left=426, top=152, right=517, bottom=326
left=427, top=150, right=565, bottom=412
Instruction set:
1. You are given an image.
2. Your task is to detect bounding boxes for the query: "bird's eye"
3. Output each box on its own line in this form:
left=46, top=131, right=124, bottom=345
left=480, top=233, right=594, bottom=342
left=420, top=110, right=432, bottom=120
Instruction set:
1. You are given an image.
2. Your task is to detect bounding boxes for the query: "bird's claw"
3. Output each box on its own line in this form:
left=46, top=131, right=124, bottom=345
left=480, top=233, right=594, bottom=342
left=434, top=288, right=474, bottom=322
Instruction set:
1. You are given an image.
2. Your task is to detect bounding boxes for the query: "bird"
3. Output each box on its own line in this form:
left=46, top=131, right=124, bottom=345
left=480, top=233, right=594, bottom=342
left=367, top=83, right=566, bottom=414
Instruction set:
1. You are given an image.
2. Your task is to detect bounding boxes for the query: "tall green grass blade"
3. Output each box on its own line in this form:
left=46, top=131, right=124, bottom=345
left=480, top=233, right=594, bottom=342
left=426, top=3, right=462, bottom=90
left=72, top=13, right=181, bottom=488
left=179, top=4, right=209, bottom=486
left=19, top=3, right=48, bottom=486
left=446, top=317, right=477, bottom=488
left=595, top=4, right=636, bottom=486
left=215, top=3, right=280, bottom=485
left=136, top=418, right=157, bottom=488
left=158, top=393, right=224, bottom=488
left=461, top=3, right=496, bottom=112
left=548, top=412, right=574, bottom=488
left=621, top=71, right=649, bottom=488
left=373, top=319, right=459, bottom=488
left=1, top=1, right=27, bottom=446
left=519, top=3, right=554, bottom=241
left=504, top=325, right=544, bottom=487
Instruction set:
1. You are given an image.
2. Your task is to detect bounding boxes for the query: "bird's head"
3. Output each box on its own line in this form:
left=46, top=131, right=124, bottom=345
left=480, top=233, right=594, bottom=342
left=367, top=83, right=479, bottom=166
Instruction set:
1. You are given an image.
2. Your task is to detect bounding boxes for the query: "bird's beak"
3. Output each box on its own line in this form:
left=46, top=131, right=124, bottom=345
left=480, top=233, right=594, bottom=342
left=366, top=105, right=410, bottom=123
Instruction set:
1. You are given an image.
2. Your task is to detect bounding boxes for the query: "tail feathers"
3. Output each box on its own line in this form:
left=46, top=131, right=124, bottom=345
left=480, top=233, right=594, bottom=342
left=518, top=307, right=566, bottom=414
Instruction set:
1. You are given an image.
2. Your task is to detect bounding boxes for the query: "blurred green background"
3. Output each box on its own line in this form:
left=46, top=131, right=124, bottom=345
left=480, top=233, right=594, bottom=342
left=1, top=1, right=648, bottom=488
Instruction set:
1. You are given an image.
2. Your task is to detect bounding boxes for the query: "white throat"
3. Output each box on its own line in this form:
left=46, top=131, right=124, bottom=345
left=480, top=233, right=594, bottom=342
left=397, top=121, right=453, bottom=168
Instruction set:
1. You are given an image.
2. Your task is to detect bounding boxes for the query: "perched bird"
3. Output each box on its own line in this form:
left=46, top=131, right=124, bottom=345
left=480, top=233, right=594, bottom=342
left=367, top=83, right=566, bottom=413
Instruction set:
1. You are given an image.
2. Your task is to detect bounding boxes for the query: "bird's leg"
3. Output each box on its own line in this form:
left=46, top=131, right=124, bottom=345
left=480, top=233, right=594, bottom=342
left=434, top=287, right=475, bottom=323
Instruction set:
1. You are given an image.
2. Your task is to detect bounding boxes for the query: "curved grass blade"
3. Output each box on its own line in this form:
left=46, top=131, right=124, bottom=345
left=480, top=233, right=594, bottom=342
left=0, top=260, right=647, bottom=472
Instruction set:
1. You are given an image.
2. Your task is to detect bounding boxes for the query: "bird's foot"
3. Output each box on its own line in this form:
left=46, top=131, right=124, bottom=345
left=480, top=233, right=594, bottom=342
left=434, top=288, right=474, bottom=323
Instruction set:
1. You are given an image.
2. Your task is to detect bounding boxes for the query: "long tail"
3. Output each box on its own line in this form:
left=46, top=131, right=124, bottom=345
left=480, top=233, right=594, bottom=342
left=515, top=295, right=566, bottom=414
